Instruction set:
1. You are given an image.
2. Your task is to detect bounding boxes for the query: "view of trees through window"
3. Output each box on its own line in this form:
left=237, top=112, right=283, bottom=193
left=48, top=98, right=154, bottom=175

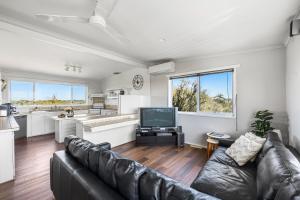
left=10, top=80, right=87, bottom=105
left=172, top=70, right=233, bottom=113
left=172, top=77, right=197, bottom=112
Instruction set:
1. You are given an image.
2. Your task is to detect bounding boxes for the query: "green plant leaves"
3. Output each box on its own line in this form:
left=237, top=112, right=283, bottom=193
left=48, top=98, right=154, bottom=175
left=251, top=110, right=274, bottom=137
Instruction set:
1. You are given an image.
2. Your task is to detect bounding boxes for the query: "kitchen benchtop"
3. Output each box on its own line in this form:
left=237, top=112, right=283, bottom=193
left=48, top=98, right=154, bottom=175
left=82, top=114, right=139, bottom=132
left=0, top=116, right=20, bottom=133
left=51, top=114, right=91, bottom=121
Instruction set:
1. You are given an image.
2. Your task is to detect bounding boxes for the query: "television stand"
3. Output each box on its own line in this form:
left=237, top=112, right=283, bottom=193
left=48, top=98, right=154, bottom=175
left=135, top=127, right=184, bottom=148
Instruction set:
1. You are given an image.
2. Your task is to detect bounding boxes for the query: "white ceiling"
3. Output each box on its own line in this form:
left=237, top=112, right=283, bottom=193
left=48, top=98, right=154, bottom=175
left=0, top=0, right=299, bottom=79
left=0, top=30, right=134, bottom=81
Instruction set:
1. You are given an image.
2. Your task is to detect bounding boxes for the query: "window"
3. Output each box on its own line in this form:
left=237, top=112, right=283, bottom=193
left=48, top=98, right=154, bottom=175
left=35, top=83, right=72, bottom=105
left=10, top=80, right=87, bottom=105
left=72, top=85, right=87, bottom=104
left=172, top=76, right=198, bottom=112
left=170, top=69, right=235, bottom=116
left=11, top=80, right=34, bottom=105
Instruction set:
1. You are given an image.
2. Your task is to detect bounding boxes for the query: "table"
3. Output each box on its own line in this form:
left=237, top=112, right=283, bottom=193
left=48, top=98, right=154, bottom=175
left=207, top=138, right=219, bottom=158
left=206, top=132, right=231, bottom=158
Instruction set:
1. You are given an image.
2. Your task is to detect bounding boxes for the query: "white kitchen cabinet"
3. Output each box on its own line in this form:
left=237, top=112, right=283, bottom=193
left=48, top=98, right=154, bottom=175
left=0, top=131, right=15, bottom=183
left=44, top=112, right=57, bottom=134
left=55, top=119, right=76, bottom=143
left=28, top=111, right=58, bottom=137
left=31, top=113, right=45, bottom=136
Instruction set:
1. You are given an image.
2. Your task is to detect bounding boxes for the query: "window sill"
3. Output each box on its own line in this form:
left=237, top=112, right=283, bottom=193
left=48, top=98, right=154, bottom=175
left=14, top=104, right=89, bottom=108
left=178, top=111, right=236, bottom=119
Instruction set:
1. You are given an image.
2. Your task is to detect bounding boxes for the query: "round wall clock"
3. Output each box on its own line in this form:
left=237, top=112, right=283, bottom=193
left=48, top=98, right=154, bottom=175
left=132, top=74, right=144, bottom=90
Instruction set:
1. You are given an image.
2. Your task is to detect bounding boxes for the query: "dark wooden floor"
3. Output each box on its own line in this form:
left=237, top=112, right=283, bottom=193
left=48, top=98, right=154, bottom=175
left=0, top=134, right=207, bottom=200
left=113, top=143, right=208, bottom=185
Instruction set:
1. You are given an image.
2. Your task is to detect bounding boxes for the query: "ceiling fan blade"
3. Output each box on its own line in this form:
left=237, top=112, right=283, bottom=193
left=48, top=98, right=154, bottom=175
left=102, top=24, right=129, bottom=44
left=35, top=14, right=89, bottom=23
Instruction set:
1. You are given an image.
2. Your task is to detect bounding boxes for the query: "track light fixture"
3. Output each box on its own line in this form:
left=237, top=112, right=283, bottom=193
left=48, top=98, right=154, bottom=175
left=64, top=64, right=82, bottom=73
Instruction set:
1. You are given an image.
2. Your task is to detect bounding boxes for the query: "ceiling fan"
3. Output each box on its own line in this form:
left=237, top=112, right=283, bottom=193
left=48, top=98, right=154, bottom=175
left=35, top=0, right=127, bottom=44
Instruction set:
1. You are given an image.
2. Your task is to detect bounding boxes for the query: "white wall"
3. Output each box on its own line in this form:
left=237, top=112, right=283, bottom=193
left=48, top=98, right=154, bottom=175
left=99, top=68, right=150, bottom=96
left=1, top=69, right=101, bottom=105
left=286, top=36, right=300, bottom=152
left=151, top=47, right=287, bottom=147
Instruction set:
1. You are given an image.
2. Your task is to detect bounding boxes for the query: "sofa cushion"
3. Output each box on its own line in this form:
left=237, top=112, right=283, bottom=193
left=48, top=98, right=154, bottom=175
left=254, top=131, right=283, bottom=165
left=257, top=144, right=300, bottom=200
left=114, top=159, right=146, bottom=200
left=191, top=160, right=256, bottom=200
left=66, top=137, right=96, bottom=167
left=140, top=169, right=220, bottom=200
left=52, top=150, right=125, bottom=200
left=275, top=174, right=300, bottom=200
left=71, top=169, right=125, bottom=200
left=96, top=148, right=121, bottom=189
left=261, top=132, right=283, bottom=155
left=209, top=147, right=255, bottom=169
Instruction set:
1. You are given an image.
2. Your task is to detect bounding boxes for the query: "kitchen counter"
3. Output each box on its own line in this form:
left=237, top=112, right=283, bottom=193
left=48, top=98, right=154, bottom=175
left=82, top=114, right=139, bottom=132
left=52, top=114, right=90, bottom=121
left=76, top=114, right=139, bottom=148
left=0, top=116, right=20, bottom=133
left=0, top=116, right=19, bottom=184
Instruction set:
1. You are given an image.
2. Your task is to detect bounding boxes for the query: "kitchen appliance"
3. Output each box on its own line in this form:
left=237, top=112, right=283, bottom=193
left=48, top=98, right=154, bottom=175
left=89, top=93, right=105, bottom=115
left=14, top=115, right=27, bottom=139
left=0, top=103, right=16, bottom=116
left=91, top=94, right=105, bottom=108
left=0, top=105, right=7, bottom=117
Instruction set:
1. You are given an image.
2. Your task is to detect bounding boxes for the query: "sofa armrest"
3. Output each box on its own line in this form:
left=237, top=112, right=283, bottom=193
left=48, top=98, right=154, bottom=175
left=50, top=157, right=53, bottom=191
left=97, top=142, right=111, bottom=150
left=218, top=138, right=234, bottom=148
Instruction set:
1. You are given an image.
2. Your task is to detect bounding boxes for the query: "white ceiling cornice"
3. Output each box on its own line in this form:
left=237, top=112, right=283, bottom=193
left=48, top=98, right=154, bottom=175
left=0, top=19, right=147, bottom=68
left=175, top=45, right=285, bottom=63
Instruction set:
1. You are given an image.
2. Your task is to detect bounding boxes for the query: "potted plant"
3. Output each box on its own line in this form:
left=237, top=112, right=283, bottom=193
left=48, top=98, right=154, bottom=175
left=251, top=110, right=274, bottom=137
left=64, top=107, right=74, bottom=118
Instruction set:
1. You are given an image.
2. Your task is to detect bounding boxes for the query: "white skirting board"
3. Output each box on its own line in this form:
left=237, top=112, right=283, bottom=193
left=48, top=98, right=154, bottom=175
left=188, top=142, right=207, bottom=149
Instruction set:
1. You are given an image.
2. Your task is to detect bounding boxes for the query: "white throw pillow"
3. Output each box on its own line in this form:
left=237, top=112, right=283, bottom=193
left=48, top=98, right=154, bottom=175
left=225, top=135, right=264, bottom=166
left=244, top=132, right=266, bottom=162
left=245, top=132, right=266, bottom=144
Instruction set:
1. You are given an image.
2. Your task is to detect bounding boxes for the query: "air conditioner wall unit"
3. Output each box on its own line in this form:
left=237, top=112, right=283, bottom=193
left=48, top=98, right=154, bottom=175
left=148, top=61, right=175, bottom=74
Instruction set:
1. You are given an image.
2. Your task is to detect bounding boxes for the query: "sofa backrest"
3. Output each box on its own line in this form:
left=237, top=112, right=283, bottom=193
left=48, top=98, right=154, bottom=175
left=256, top=132, right=300, bottom=200
left=64, top=136, right=146, bottom=200
left=65, top=136, right=97, bottom=167
left=139, top=169, right=218, bottom=200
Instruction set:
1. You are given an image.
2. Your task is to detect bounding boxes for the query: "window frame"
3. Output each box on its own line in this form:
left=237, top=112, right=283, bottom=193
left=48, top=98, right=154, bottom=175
left=168, top=65, right=237, bottom=118
left=9, top=78, right=88, bottom=107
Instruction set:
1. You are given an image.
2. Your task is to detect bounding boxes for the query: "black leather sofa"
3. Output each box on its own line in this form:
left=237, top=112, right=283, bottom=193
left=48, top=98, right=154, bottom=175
left=50, top=132, right=300, bottom=200
left=191, top=132, right=300, bottom=200
left=50, top=135, right=218, bottom=200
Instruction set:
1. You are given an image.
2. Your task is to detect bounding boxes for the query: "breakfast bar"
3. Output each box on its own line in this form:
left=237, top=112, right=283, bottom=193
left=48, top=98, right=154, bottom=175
left=76, top=114, right=139, bottom=147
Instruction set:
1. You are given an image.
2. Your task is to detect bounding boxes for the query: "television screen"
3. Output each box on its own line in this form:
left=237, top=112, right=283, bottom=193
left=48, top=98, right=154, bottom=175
left=140, top=107, right=176, bottom=128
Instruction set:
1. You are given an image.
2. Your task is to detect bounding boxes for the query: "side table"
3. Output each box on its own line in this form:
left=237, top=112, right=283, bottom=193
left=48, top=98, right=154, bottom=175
left=207, top=138, right=219, bottom=158
left=206, top=132, right=231, bottom=158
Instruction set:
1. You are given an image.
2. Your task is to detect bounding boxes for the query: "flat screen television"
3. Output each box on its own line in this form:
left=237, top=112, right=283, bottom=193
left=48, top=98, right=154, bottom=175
left=140, top=107, right=177, bottom=128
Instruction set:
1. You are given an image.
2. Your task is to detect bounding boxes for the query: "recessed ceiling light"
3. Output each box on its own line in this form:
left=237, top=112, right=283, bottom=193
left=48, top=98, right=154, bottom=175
left=113, top=72, right=121, bottom=75
left=159, top=38, right=167, bottom=42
